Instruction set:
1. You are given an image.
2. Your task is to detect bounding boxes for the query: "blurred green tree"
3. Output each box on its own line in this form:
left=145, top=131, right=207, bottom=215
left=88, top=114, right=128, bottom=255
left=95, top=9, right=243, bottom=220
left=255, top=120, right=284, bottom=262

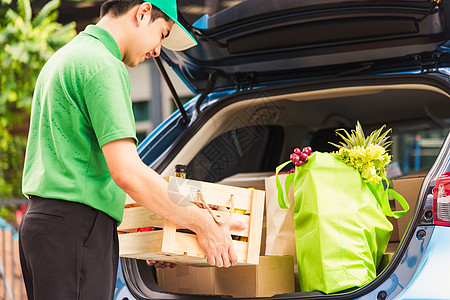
left=0, top=0, right=76, bottom=203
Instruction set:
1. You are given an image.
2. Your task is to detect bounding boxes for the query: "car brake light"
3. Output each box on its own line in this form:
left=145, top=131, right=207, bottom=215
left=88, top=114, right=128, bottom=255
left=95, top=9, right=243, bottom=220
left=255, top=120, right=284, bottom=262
left=433, top=172, right=450, bottom=226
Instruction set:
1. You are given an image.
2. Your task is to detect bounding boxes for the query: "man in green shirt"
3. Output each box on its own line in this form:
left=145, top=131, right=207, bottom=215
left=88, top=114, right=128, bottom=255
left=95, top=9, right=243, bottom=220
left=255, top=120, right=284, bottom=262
left=20, top=0, right=245, bottom=299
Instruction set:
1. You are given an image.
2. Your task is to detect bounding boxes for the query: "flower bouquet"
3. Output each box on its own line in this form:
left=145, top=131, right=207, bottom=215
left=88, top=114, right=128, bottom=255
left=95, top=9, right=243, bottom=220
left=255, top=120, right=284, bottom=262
left=330, top=121, right=392, bottom=185
left=275, top=122, right=409, bottom=294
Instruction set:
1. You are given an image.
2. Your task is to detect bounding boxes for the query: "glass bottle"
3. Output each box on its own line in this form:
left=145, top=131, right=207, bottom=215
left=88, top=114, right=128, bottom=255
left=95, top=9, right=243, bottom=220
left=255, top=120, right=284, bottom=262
left=175, top=164, right=187, bottom=178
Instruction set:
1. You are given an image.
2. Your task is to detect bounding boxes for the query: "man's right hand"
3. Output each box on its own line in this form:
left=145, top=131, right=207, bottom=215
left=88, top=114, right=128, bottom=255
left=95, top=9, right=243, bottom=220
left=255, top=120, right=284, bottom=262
left=194, top=213, right=247, bottom=268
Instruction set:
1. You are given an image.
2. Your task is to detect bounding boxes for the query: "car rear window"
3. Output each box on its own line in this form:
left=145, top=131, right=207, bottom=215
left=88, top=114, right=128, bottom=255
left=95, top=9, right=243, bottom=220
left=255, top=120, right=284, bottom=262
left=186, top=125, right=283, bottom=182
left=388, top=128, right=448, bottom=178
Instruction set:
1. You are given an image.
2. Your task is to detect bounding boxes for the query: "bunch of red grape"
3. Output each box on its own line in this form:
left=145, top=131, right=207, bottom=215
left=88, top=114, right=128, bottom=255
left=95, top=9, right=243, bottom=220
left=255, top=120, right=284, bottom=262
left=289, top=146, right=313, bottom=168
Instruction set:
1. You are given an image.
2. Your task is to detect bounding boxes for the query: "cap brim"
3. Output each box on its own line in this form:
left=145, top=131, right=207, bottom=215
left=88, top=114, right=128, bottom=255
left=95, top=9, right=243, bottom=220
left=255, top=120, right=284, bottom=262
left=161, top=21, right=197, bottom=51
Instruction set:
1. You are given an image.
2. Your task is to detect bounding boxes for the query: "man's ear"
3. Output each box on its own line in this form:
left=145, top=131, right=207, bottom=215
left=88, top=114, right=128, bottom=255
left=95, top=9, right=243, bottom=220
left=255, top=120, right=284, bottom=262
left=135, top=2, right=152, bottom=26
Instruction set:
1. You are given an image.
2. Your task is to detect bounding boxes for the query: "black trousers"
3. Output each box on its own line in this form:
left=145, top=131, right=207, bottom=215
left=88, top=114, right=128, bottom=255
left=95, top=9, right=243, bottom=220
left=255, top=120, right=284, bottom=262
left=19, top=196, right=119, bottom=300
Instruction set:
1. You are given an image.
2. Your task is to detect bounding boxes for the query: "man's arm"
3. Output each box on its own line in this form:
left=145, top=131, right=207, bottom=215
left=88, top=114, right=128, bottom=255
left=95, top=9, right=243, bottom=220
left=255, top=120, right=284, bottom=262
left=102, top=138, right=245, bottom=267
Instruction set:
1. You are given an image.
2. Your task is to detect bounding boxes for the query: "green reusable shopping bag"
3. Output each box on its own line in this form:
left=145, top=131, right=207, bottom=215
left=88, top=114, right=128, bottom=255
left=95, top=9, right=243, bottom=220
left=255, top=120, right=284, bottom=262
left=276, top=152, right=409, bottom=294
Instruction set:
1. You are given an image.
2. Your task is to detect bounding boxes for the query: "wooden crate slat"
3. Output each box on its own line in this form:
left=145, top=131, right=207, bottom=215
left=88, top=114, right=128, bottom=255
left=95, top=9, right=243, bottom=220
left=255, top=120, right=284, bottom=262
left=161, top=219, right=177, bottom=254
left=171, top=232, right=207, bottom=257
left=118, top=206, right=164, bottom=232
left=118, top=208, right=250, bottom=237
left=120, top=254, right=252, bottom=266
left=234, top=239, right=252, bottom=264
left=143, top=255, right=208, bottom=265
left=169, top=233, right=249, bottom=263
left=118, top=231, right=164, bottom=256
left=169, top=177, right=257, bottom=211
left=245, top=189, right=265, bottom=264
left=119, top=232, right=250, bottom=265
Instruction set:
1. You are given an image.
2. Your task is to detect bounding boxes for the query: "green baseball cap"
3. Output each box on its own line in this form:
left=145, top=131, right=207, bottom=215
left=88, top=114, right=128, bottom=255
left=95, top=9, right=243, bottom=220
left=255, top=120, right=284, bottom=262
left=144, top=0, right=197, bottom=51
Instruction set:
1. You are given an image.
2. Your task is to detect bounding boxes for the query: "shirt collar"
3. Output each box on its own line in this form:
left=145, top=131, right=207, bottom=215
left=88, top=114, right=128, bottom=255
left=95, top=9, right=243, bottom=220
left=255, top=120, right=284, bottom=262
left=81, top=25, right=122, bottom=61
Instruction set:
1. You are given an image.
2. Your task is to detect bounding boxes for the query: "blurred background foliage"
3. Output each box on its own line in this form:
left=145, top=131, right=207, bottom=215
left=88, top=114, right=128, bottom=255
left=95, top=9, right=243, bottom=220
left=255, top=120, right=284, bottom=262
left=0, top=0, right=76, bottom=222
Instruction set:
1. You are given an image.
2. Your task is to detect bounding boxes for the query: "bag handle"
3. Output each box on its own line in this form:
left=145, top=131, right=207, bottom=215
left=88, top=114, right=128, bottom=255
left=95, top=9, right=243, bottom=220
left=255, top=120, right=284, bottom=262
left=387, top=188, right=409, bottom=218
left=368, top=178, right=409, bottom=219
left=275, top=160, right=295, bottom=209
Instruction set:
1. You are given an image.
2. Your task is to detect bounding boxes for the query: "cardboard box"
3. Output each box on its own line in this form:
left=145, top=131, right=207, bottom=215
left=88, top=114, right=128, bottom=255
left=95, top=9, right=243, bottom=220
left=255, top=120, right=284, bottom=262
left=391, top=169, right=429, bottom=240
left=157, top=255, right=295, bottom=297
left=387, top=217, right=399, bottom=242
left=387, top=199, right=400, bottom=242
left=376, top=242, right=398, bottom=275
left=157, top=265, right=216, bottom=295
left=118, top=176, right=265, bottom=266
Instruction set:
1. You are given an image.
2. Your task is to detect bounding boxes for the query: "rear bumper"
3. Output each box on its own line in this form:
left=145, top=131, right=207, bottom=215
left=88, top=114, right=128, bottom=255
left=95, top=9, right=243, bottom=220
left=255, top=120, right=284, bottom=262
left=394, top=225, right=450, bottom=299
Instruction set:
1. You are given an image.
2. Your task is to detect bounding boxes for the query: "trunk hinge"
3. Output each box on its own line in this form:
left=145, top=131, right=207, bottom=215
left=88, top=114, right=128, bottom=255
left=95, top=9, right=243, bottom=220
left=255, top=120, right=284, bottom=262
left=413, top=53, right=441, bottom=73
left=235, top=73, right=256, bottom=91
left=153, top=56, right=191, bottom=125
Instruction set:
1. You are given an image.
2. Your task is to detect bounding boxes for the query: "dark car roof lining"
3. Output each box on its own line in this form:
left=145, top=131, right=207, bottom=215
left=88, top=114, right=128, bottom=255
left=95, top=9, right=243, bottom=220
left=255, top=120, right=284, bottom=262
left=269, top=86, right=450, bottom=128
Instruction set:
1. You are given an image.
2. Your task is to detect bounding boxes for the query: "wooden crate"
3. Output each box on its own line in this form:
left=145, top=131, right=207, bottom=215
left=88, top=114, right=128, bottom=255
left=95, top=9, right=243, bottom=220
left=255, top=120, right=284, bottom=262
left=118, top=176, right=265, bottom=266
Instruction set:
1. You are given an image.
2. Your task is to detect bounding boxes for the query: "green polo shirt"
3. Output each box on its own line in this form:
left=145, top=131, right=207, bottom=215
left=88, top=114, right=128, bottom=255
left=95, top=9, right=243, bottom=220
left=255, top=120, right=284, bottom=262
left=22, top=25, right=137, bottom=224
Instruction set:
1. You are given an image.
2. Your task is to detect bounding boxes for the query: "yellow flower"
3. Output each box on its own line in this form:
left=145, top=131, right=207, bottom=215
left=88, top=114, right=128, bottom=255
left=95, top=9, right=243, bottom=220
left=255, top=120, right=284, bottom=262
left=330, top=122, right=393, bottom=185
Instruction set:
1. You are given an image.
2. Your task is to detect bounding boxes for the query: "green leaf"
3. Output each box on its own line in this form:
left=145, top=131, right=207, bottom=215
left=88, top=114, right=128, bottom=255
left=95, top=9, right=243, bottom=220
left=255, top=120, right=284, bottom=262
left=0, top=0, right=76, bottom=198
left=354, top=121, right=366, bottom=146
left=5, top=8, right=20, bottom=23
left=376, top=128, right=392, bottom=146
left=16, top=0, right=32, bottom=24
left=32, top=0, right=60, bottom=27
left=328, top=141, right=342, bottom=149
left=48, top=22, right=76, bottom=47
left=335, top=130, right=356, bottom=148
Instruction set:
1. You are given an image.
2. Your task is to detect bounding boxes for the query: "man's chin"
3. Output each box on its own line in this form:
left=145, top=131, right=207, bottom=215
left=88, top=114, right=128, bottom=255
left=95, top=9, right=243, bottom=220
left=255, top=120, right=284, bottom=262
left=124, top=61, right=139, bottom=68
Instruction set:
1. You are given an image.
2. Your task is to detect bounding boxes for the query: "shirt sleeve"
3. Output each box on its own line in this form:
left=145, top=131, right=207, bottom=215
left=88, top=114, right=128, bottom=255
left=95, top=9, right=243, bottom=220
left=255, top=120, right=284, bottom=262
left=83, top=65, right=138, bottom=148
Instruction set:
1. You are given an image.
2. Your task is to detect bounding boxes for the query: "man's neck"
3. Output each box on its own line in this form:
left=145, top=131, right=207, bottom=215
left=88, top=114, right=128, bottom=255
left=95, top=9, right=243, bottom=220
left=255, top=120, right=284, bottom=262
left=96, top=16, right=128, bottom=61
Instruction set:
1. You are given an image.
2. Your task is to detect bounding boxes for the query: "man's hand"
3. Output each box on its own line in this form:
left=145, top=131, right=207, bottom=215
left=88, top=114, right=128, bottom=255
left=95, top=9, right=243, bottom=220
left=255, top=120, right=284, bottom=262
left=146, top=216, right=246, bottom=268
left=194, top=215, right=247, bottom=268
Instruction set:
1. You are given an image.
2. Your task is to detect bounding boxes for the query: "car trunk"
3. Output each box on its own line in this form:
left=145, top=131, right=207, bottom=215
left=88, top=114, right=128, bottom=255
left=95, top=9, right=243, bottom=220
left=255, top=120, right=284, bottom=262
left=163, top=0, right=450, bottom=93
left=125, top=74, right=450, bottom=299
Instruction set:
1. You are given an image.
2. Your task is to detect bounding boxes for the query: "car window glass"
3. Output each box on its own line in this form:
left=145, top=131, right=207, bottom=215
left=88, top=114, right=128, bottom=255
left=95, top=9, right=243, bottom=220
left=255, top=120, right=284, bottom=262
left=186, top=125, right=282, bottom=182
left=388, top=128, right=448, bottom=177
